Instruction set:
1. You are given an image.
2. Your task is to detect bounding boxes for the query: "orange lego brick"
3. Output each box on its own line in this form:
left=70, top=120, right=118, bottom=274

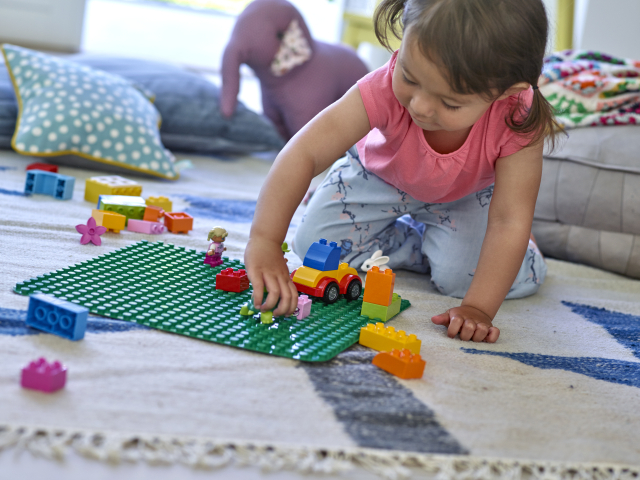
left=358, top=322, right=421, bottom=354
left=143, top=205, right=164, bottom=222
left=164, top=212, right=193, bottom=234
left=362, top=266, right=395, bottom=306
left=372, top=349, right=425, bottom=379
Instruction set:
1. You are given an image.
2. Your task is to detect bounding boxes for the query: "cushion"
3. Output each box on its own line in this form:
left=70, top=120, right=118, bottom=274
left=533, top=126, right=640, bottom=278
left=0, top=53, right=285, bottom=156
left=2, top=44, right=179, bottom=179
left=70, top=55, right=285, bottom=154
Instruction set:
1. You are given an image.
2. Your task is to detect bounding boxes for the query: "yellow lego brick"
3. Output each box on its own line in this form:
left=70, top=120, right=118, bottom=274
left=84, top=176, right=142, bottom=203
left=358, top=322, right=421, bottom=354
left=92, top=209, right=126, bottom=233
left=146, top=196, right=172, bottom=212
left=292, top=265, right=341, bottom=288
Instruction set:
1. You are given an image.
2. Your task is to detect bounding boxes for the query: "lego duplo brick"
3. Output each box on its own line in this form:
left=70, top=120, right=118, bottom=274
left=92, top=209, right=127, bottom=233
left=360, top=293, right=402, bottom=322
left=26, top=293, right=88, bottom=341
left=164, top=212, right=193, bottom=234
left=303, top=238, right=341, bottom=271
left=146, top=196, right=172, bottom=212
left=363, top=266, right=395, bottom=306
left=14, top=241, right=411, bottom=362
left=98, top=195, right=147, bottom=224
left=26, top=163, right=58, bottom=173
left=143, top=206, right=164, bottom=222
left=359, top=322, right=421, bottom=354
left=24, top=170, right=75, bottom=200
left=127, top=219, right=165, bottom=234
left=85, top=175, right=142, bottom=203
left=21, top=357, right=67, bottom=393
left=372, top=349, right=426, bottom=380
left=216, top=268, right=250, bottom=293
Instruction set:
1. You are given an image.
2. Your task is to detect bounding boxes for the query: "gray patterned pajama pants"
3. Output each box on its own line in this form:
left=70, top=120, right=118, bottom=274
left=293, top=147, right=547, bottom=299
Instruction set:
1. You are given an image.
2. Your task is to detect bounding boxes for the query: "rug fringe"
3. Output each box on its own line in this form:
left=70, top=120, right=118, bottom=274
left=1, top=424, right=638, bottom=480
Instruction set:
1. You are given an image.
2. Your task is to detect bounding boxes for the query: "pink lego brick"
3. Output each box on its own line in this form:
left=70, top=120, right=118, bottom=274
left=296, top=294, right=312, bottom=320
left=21, top=357, right=67, bottom=393
left=127, top=219, right=165, bottom=234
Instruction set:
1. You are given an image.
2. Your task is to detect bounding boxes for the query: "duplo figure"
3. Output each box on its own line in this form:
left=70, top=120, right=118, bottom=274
left=204, top=227, right=228, bottom=267
left=243, top=0, right=561, bottom=343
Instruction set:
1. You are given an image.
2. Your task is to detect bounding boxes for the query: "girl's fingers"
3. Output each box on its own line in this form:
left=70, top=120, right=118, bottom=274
left=447, top=314, right=464, bottom=338
left=485, top=327, right=500, bottom=343
left=472, top=323, right=490, bottom=342
left=459, top=319, right=476, bottom=341
left=431, top=311, right=451, bottom=326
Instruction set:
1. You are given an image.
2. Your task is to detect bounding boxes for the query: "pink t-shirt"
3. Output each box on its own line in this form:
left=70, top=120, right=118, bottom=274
left=356, top=51, right=533, bottom=204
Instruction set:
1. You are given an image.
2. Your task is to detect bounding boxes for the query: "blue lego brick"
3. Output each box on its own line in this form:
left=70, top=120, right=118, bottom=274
left=303, top=238, right=341, bottom=271
left=26, top=293, right=88, bottom=341
left=24, top=171, right=75, bottom=200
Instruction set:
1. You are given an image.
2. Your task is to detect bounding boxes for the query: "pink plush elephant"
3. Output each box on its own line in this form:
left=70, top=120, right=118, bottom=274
left=221, top=0, right=369, bottom=141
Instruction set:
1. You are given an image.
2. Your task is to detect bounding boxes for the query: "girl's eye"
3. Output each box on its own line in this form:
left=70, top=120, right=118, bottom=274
left=402, top=74, right=416, bottom=85
left=442, top=101, right=460, bottom=111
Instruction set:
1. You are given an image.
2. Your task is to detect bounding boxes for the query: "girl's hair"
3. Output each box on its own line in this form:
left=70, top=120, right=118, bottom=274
left=374, top=0, right=562, bottom=149
left=207, top=226, right=228, bottom=241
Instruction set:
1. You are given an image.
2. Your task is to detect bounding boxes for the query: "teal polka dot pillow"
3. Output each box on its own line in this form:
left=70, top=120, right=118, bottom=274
left=1, top=44, right=178, bottom=179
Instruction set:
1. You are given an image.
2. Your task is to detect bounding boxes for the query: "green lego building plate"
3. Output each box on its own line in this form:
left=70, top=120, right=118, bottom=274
left=14, top=241, right=411, bottom=362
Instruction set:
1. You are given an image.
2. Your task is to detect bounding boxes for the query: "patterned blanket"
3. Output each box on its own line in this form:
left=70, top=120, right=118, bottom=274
left=540, top=50, right=640, bottom=128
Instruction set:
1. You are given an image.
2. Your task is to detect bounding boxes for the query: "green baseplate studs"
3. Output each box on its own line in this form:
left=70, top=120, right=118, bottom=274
left=14, top=240, right=410, bottom=362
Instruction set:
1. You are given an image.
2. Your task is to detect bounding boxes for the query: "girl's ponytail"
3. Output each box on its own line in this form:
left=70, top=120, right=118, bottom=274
left=374, top=0, right=408, bottom=52
left=509, top=85, right=563, bottom=151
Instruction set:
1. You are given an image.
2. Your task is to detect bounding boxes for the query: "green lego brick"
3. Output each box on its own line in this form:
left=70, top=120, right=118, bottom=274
left=98, top=195, right=146, bottom=225
left=14, top=241, right=410, bottom=362
left=360, top=293, right=402, bottom=322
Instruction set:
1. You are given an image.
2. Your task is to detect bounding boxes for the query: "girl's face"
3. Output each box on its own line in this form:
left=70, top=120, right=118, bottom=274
left=392, top=33, right=494, bottom=134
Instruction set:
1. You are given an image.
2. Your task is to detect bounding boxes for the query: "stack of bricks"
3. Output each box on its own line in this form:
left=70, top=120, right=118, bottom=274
left=360, top=266, right=402, bottom=322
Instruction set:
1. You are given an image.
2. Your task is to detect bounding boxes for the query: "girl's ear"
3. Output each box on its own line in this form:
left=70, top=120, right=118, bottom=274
left=496, top=82, right=531, bottom=101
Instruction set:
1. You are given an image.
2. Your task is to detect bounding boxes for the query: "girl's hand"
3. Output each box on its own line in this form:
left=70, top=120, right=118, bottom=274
left=244, top=237, right=298, bottom=317
left=431, top=306, right=500, bottom=343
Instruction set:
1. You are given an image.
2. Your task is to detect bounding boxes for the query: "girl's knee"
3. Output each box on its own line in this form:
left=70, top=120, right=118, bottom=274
left=429, top=266, right=473, bottom=299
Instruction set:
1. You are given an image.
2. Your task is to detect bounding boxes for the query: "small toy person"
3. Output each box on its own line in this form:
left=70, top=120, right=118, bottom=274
left=204, top=226, right=228, bottom=267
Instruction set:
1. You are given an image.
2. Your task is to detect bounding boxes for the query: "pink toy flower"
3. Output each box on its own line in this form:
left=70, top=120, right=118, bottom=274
left=75, top=217, right=107, bottom=245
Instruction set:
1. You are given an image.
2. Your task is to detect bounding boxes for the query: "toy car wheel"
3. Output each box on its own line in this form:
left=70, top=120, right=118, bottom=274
left=322, top=282, right=340, bottom=304
left=344, top=279, right=362, bottom=301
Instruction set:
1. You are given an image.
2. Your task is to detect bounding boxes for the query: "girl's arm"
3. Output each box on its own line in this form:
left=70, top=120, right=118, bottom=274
left=245, top=84, right=372, bottom=316
left=432, top=141, right=544, bottom=342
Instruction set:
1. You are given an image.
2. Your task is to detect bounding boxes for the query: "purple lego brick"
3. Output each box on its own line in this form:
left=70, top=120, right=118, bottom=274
left=296, top=294, right=312, bottom=320
left=21, top=357, right=67, bottom=393
left=26, top=293, right=88, bottom=341
left=127, top=219, right=165, bottom=234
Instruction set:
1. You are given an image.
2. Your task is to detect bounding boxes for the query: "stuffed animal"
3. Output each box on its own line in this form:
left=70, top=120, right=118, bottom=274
left=221, top=0, right=369, bottom=141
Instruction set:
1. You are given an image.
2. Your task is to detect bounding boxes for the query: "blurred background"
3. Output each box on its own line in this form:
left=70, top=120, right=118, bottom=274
left=0, top=0, right=637, bottom=113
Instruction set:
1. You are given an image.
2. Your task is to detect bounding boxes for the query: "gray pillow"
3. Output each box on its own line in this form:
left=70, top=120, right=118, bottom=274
left=534, top=126, right=640, bottom=278
left=0, top=55, right=285, bottom=155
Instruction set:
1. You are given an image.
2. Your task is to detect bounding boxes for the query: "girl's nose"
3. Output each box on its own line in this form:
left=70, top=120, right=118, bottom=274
left=411, top=95, right=435, bottom=118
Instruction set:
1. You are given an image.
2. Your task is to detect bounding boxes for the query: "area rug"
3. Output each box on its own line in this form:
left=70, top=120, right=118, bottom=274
left=1, top=150, right=640, bottom=479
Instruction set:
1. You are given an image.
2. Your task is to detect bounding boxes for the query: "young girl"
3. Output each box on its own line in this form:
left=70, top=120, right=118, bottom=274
left=244, top=0, right=559, bottom=343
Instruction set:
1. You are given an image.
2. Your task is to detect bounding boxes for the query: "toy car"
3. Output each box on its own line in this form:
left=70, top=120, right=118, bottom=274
left=291, top=263, right=362, bottom=304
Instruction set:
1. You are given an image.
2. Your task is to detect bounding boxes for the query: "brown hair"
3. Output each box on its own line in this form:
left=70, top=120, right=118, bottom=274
left=374, top=0, right=563, bottom=149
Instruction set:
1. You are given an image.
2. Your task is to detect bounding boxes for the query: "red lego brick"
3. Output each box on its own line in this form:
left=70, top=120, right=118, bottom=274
left=215, top=268, right=250, bottom=293
left=26, top=162, right=58, bottom=173
left=164, top=212, right=193, bottom=234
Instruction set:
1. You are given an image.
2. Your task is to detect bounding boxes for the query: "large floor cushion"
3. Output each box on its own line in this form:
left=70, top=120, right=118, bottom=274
left=534, top=125, right=640, bottom=278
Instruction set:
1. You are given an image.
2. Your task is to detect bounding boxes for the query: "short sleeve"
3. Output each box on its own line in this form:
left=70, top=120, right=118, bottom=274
left=495, top=88, right=535, bottom=158
left=357, top=51, right=403, bottom=132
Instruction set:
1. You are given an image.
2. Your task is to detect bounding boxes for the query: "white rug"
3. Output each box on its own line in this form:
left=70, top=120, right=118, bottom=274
left=1, top=149, right=640, bottom=479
